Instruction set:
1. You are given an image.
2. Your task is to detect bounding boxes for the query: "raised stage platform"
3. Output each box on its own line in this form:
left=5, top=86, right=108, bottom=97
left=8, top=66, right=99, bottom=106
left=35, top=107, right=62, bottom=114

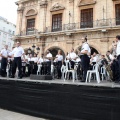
left=0, top=77, right=120, bottom=120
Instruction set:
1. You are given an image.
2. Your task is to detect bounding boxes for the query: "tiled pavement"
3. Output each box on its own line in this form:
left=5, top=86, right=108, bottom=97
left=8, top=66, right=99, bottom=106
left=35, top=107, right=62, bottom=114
left=0, top=109, right=46, bottom=120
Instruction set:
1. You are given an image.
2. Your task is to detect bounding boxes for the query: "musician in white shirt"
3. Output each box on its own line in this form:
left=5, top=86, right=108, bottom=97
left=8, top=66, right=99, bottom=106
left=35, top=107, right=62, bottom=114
left=27, top=54, right=33, bottom=76
left=32, top=53, right=38, bottom=74
left=90, top=52, right=97, bottom=65
left=38, top=53, right=46, bottom=75
left=66, top=48, right=77, bottom=69
left=55, top=50, right=63, bottom=79
left=44, top=50, right=53, bottom=75
left=9, top=42, right=25, bottom=79
left=106, top=51, right=114, bottom=62
left=0, top=45, right=9, bottom=77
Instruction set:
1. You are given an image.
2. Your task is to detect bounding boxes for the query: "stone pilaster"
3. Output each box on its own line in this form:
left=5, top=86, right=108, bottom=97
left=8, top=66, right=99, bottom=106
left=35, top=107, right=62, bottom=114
left=16, top=5, right=24, bottom=35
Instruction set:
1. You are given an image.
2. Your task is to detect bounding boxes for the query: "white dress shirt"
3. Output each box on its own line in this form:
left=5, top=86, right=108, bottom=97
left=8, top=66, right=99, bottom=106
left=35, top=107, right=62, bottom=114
left=81, top=42, right=90, bottom=53
left=76, top=55, right=81, bottom=62
left=46, top=53, right=52, bottom=62
left=28, top=57, right=33, bottom=62
left=91, top=56, right=97, bottom=62
left=38, top=57, right=45, bottom=63
left=67, top=52, right=77, bottom=62
left=1, top=49, right=9, bottom=58
left=109, top=54, right=114, bottom=61
left=11, top=46, right=24, bottom=57
left=0, top=56, right=2, bottom=61
left=116, top=41, right=120, bottom=56
left=31, top=57, right=38, bottom=63
left=56, top=55, right=63, bottom=61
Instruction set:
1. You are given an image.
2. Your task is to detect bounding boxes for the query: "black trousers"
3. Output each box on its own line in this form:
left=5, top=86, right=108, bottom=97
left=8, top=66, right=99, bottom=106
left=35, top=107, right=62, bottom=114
left=1, top=58, right=7, bottom=76
left=41, top=63, right=47, bottom=75
left=12, top=57, right=22, bottom=78
left=116, top=55, right=120, bottom=81
left=70, top=61, right=75, bottom=69
left=117, top=55, right=120, bottom=75
left=111, top=59, right=120, bottom=81
left=81, top=55, right=90, bottom=81
left=22, top=66, right=26, bottom=76
left=33, top=63, right=38, bottom=75
left=9, top=60, right=13, bottom=77
left=57, top=61, right=62, bottom=78
left=46, top=61, right=51, bottom=75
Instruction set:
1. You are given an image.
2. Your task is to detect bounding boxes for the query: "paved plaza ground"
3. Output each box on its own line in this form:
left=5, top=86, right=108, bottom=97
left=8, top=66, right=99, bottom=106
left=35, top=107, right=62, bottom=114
left=0, top=109, right=46, bottom=120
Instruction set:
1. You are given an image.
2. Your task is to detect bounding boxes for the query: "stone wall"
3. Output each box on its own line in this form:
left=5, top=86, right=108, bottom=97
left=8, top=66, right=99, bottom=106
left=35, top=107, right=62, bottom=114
left=15, top=0, right=120, bottom=56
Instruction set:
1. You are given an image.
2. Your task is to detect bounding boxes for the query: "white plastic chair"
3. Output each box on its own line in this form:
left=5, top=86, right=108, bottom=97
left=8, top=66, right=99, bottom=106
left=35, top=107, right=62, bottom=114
left=101, top=66, right=107, bottom=81
left=86, top=64, right=100, bottom=83
left=51, top=64, right=54, bottom=75
left=64, top=61, right=78, bottom=82
left=16, top=68, right=19, bottom=78
left=6, top=63, right=9, bottom=77
left=61, top=65, right=66, bottom=80
left=37, top=64, right=42, bottom=75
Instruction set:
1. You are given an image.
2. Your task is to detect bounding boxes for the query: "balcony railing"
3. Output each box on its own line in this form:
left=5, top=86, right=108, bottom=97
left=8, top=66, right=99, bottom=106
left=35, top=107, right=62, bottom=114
left=20, top=28, right=38, bottom=36
left=45, top=18, right=120, bottom=33
left=18, top=18, right=120, bottom=36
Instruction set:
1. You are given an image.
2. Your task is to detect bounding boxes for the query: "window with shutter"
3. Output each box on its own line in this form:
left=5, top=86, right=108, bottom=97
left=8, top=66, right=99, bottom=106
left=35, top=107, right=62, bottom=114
left=52, top=14, right=62, bottom=32
left=115, top=4, right=120, bottom=25
left=80, top=8, right=93, bottom=28
left=26, top=19, right=35, bottom=35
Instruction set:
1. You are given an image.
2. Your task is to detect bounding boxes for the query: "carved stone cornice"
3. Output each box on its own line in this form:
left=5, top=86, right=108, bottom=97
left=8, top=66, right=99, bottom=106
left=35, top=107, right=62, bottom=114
left=17, top=7, right=24, bottom=13
left=69, top=0, right=74, bottom=3
left=78, top=0, right=96, bottom=7
left=50, top=3, right=65, bottom=12
left=40, top=1, right=48, bottom=7
left=100, top=38, right=109, bottom=42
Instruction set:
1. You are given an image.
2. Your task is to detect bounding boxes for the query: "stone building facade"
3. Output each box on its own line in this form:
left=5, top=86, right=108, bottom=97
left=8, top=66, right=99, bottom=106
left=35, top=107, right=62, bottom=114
left=15, top=0, right=120, bottom=57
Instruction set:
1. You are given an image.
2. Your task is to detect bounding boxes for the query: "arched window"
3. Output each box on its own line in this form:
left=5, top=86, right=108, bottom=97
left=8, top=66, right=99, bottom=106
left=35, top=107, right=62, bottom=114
left=25, top=9, right=38, bottom=35
left=50, top=3, right=65, bottom=32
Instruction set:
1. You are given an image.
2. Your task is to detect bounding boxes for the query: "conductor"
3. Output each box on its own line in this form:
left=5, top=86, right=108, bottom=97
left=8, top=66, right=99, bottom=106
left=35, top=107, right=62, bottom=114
left=9, top=42, right=25, bottom=79
left=80, top=37, right=90, bottom=82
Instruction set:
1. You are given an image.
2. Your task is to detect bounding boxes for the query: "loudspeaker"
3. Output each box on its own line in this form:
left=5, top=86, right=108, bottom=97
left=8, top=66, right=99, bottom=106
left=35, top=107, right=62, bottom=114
left=30, top=74, right=52, bottom=80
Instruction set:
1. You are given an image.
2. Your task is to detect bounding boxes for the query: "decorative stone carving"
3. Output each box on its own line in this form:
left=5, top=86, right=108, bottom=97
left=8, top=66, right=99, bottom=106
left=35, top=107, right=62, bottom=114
left=50, top=3, right=65, bottom=12
left=40, top=0, right=48, bottom=7
left=69, top=0, right=74, bottom=3
left=17, top=7, right=24, bottom=13
left=100, top=38, right=109, bottom=42
left=25, top=9, right=38, bottom=16
left=78, top=0, right=96, bottom=7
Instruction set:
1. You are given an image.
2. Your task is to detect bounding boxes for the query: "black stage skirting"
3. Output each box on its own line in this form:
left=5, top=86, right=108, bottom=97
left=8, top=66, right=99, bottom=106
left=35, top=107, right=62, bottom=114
left=0, top=78, right=120, bottom=120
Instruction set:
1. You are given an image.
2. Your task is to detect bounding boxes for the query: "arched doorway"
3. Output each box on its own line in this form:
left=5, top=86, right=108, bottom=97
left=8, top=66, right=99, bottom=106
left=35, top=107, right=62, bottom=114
left=90, top=47, right=99, bottom=55
left=77, top=46, right=99, bottom=55
left=47, top=47, right=65, bottom=58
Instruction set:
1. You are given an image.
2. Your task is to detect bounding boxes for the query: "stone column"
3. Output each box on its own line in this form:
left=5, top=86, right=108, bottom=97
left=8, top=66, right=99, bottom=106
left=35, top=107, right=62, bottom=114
left=39, top=0, right=48, bottom=32
left=16, top=4, right=24, bottom=35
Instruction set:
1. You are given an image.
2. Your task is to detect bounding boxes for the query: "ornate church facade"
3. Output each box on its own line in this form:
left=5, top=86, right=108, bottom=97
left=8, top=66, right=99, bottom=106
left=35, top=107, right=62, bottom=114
left=15, top=0, right=120, bottom=56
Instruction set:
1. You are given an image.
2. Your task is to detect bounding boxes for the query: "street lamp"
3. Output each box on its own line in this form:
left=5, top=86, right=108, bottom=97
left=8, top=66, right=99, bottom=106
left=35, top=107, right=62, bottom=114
left=32, top=44, right=36, bottom=50
left=28, top=45, right=40, bottom=56
left=36, top=46, right=40, bottom=54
